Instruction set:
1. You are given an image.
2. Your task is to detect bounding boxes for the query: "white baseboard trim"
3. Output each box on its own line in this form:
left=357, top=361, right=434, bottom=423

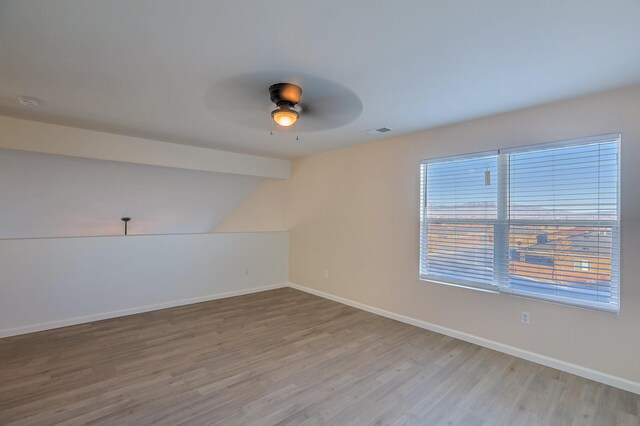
left=0, top=283, right=287, bottom=339
left=287, top=282, right=640, bottom=396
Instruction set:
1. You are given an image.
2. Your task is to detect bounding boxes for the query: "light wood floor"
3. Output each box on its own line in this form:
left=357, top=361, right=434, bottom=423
left=0, top=288, right=638, bottom=425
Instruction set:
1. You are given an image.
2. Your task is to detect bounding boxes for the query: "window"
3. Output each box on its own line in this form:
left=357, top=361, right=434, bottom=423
left=420, top=134, right=620, bottom=312
left=574, top=260, right=591, bottom=272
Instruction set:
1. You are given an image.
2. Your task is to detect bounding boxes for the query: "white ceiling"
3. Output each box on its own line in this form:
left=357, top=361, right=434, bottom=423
left=1, top=1, right=639, bottom=159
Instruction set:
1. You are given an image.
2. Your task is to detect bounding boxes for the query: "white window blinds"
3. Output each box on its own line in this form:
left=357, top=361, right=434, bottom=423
left=420, top=134, right=621, bottom=312
left=420, top=153, right=499, bottom=290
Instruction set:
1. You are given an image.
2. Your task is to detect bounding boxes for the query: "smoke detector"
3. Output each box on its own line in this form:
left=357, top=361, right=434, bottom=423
left=17, top=96, right=42, bottom=107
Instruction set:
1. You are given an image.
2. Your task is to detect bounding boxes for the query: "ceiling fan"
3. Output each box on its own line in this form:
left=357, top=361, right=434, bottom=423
left=269, top=83, right=302, bottom=127
left=205, top=72, right=363, bottom=133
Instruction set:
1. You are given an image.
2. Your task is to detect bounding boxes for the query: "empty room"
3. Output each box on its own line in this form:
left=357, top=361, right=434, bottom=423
left=1, top=1, right=639, bottom=425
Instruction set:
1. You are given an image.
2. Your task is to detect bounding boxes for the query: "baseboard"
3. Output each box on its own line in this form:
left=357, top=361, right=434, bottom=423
left=287, top=282, right=640, bottom=396
left=0, top=283, right=287, bottom=339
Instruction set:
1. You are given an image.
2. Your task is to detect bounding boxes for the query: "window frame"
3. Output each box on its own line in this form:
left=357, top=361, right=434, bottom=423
left=419, top=134, right=621, bottom=313
left=419, top=151, right=500, bottom=293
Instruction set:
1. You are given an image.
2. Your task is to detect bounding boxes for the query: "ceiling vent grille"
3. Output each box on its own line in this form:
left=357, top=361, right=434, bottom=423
left=365, top=127, right=393, bottom=135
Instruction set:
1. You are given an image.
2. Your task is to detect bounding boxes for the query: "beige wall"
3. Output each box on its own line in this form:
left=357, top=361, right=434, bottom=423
left=215, top=179, right=289, bottom=233
left=223, top=85, right=640, bottom=384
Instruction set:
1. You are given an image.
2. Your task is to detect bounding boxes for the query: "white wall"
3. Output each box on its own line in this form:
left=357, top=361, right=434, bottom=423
left=0, top=232, right=288, bottom=337
left=0, top=149, right=267, bottom=238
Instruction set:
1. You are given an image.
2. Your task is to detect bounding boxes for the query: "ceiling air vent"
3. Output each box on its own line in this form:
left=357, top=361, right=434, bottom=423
left=365, top=127, right=393, bottom=135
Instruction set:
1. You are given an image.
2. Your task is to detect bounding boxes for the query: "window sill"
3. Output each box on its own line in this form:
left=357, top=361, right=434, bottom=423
left=419, top=275, right=498, bottom=294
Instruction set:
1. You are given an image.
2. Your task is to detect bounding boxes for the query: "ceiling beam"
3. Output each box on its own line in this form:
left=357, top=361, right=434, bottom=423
left=0, top=115, right=290, bottom=179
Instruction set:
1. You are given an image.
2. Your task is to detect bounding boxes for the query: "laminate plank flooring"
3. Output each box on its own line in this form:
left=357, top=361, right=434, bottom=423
left=0, top=288, right=638, bottom=425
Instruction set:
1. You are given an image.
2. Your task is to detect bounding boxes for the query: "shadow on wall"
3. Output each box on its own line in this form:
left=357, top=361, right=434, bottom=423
left=0, top=149, right=268, bottom=239
left=214, top=178, right=289, bottom=233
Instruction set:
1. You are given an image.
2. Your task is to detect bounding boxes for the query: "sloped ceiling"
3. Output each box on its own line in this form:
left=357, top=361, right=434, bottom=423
left=0, top=149, right=265, bottom=239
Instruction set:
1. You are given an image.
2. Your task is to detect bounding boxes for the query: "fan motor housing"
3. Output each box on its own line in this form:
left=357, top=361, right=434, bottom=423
left=269, top=83, right=302, bottom=106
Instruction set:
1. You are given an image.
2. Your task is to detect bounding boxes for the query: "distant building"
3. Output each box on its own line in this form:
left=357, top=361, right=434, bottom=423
left=510, top=230, right=612, bottom=285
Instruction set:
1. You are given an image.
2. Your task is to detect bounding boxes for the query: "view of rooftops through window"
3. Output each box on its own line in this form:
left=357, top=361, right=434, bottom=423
left=422, top=138, right=619, bottom=309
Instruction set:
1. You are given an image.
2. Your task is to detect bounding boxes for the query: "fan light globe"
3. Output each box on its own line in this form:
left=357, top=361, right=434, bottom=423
left=272, top=107, right=299, bottom=127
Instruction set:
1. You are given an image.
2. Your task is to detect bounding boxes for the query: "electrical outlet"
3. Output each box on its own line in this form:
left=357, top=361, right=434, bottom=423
left=521, top=311, right=530, bottom=325
left=324, top=269, right=330, bottom=279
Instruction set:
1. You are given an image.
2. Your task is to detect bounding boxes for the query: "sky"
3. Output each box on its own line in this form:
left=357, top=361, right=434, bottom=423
left=425, top=141, right=618, bottom=221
